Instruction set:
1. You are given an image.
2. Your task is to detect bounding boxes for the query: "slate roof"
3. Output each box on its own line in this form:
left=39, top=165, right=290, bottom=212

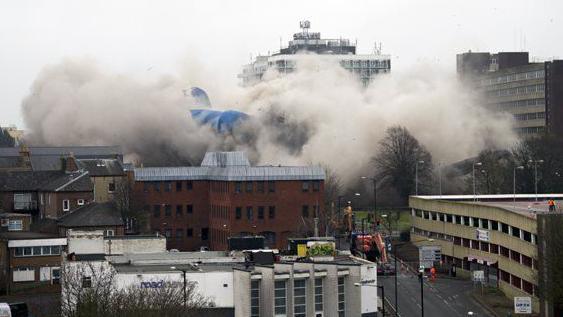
left=77, top=159, right=125, bottom=176
left=58, top=202, right=123, bottom=227
left=135, top=151, right=325, bottom=181
left=0, top=146, right=123, bottom=171
left=0, top=170, right=93, bottom=192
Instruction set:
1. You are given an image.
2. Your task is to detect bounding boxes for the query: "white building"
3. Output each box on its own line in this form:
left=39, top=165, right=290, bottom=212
left=62, top=231, right=379, bottom=316
left=238, top=21, right=391, bottom=87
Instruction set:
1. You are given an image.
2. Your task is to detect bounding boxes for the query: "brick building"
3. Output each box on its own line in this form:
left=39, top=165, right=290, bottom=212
left=134, top=152, right=325, bottom=251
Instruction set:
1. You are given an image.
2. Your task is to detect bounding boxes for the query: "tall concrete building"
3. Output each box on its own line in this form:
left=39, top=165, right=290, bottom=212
left=457, top=51, right=563, bottom=138
left=239, top=21, right=391, bottom=86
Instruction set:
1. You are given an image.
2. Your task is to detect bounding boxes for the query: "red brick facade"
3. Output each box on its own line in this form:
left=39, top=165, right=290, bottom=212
left=135, top=179, right=324, bottom=251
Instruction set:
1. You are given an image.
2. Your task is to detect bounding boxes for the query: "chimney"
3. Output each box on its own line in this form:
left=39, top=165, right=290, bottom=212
left=18, top=144, right=32, bottom=170
left=62, top=152, right=79, bottom=173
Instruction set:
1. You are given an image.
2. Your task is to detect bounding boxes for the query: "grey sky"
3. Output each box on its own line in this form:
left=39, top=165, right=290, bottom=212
left=1, top=0, right=561, bottom=127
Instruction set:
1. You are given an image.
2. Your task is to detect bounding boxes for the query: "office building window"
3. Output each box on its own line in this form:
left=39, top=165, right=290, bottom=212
left=235, top=182, right=242, bottom=193
left=186, top=204, right=193, bottom=214
left=315, top=278, right=323, bottom=314
left=258, top=206, right=264, bottom=219
left=294, top=279, right=307, bottom=317
left=164, top=205, right=172, bottom=217
left=268, top=181, right=275, bottom=193
left=163, top=182, right=171, bottom=192
left=251, top=280, right=260, bottom=317
left=338, top=277, right=345, bottom=316
left=176, top=205, right=183, bottom=216
left=176, top=229, right=183, bottom=239
left=236, top=207, right=242, bottom=220
left=491, top=220, right=499, bottom=231
left=246, top=182, right=253, bottom=193
left=186, top=181, right=193, bottom=190
left=274, top=280, right=287, bottom=316
left=143, top=182, right=150, bottom=192
left=153, top=205, right=161, bottom=218
left=257, top=181, right=265, bottom=193
left=302, top=181, right=310, bottom=192
left=302, top=206, right=309, bottom=218
left=154, top=182, right=160, bottom=192
left=176, top=181, right=182, bottom=191
left=269, top=206, right=276, bottom=219
left=247, top=207, right=253, bottom=221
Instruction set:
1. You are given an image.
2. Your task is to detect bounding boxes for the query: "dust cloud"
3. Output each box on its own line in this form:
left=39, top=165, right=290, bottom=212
left=21, top=56, right=517, bottom=185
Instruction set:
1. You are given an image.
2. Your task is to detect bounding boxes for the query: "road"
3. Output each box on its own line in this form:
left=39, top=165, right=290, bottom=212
left=379, top=272, right=492, bottom=317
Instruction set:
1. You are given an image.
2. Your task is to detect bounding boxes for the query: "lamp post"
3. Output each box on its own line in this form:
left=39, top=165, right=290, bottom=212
left=361, top=176, right=377, bottom=225
left=513, top=165, right=524, bottom=204
left=472, top=162, right=482, bottom=201
left=354, top=283, right=384, bottom=316
left=528, top=159, right=544, bottom=201
left=171, top=266, right=187, bottom=308
left=415, top=160, right=425, bottom=196
left=418, top=269, right=425, bottom=317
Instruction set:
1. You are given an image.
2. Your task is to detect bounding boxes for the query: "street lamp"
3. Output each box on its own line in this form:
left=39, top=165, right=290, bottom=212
left=513, top=165, right=524, bottom=204
left=415, top=160, right=425, bottom=196
left=528, top=159, right=544, bottom=201
left=472, top=162, right=482, bottom=201
left=418, top=269, right=425, bottom=317
left=361, top=176, right=377, bottom=222
left=354, top=283, right=384, bottom=316
left=170, top=266, right=187, bottom=308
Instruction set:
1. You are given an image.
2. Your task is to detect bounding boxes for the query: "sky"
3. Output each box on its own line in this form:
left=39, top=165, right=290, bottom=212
left=1, top=0, right=561, bottom=128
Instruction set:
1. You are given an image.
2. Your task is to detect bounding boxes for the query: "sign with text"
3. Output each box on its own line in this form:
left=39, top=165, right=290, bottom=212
left=419, top=246, right=441, bottom=268
left=514, top=296, right=532, bottom=314
left=476, top=229, right=490, bottom=242
left=472, top=270, right=485, bottom=282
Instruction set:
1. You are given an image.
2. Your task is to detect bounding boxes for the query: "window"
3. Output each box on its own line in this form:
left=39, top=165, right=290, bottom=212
left=251, top=280, right=260, bottom=317
left=175, top=205, right=183, bottom=216
left=82, top=276, right=92, bottom=288
left=143, top=182, right=150, bottom=192
left=313, top=181, right=320, bottom=192
left=8, top=220, right=22, bottom=231
left=338, top=277, right=345, bottom=316
left=482, top=220, right=489, bottom=229
left=302, top=206, right=309, bottom=218
left=187, top=205, right=193, bottom=214
left=187, top=228, right=193, bottom=237
left=201, top=228, right=209, bottom=240
left=315, top=278, right=323, bottom=314
left=176, top=181, right=182, bottom=191
left=512, top=227, right=520, bottom=238
left=235, top=182, right=242, bottom=193
left=446, top=214, right=453, bottom=223
left=501, top=223, right=509, bottom=234
left=13, top=267, right=35, bottom=282
left=108, top=182, right=116, bottom=193
left=104, top=230, right=114, bottom=237
left=463, top=216, right=470, bottom=226
left=274, top=280, right=287, bottom=316
left=269, top=206, right=276, bottom=219
left=236, top=207, right=242, bottom=220
left=77, top=199, right=85, bottom=206
left=491, top=220, right=499, bottom=231
left=268, top=181, right=275, bottom=193
left=247, top=207, right=253, bottom=221
left=294, top=279, right=307, bottom=317
left=246, top=182, right=253, bottom=193
left=176, top=229, right=183, bottom=239
left=153, top=205, right=161, bottom=218
left=164, top=205, right=172, bottom=217
left=154, top=182, right=160, bottom=192
left=62, top=200, right=70, bottom=212
left=256, top=181, right=265, bottom=193
left=186, top=181, right=193, bottom=190
left=455, top=215, right=462, bottom=225
left=472, top=217, right=479, bottom=228
left=302, top=181, right=310, bottom=192
left=52, top=268, right=61, bottom=284
left=164, top=182, right=172, bottom=192
left=523, top=231, right=532, bottom=242
left=258, top=207, right=264, bottom=219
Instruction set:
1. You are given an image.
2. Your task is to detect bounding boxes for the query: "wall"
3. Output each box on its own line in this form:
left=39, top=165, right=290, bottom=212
left=233, top=269, right=251, bottom=317
left=92, top=176, right=125, bottom=203
left=43, top=191, right=93, bottom=219
left=104, top=236, right=166, bottom=255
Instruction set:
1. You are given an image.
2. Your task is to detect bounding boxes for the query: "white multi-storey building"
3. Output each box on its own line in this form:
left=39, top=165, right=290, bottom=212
left=239, top=21, right=391, bottom=86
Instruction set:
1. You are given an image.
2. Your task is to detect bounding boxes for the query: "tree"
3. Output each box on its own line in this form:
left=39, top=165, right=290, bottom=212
left=373, top=126, right=433, bottom=204
left=321, top=165, right=343, bottom=235
left=112, top=177, right=149, bottom=234
left=537, top=214, right=563, bottom=315
left=512, top=134, right=563, bottom=194
left=0, top=127, right=15, bottom=147
left=61, top=261, right=212, bottom=317
left=470, top=149, right=513, bottom=195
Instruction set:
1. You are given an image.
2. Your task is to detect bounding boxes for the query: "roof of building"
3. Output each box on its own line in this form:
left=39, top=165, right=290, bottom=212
left=0, top=212, right=31, bottom=218
left=58, top=202, right=123, bottom=227
left=0, top=146, right=123, bottom=171
left=135, top=152, right=324, bottom=181
left=0, top=170, right=92, bottom=192
left=77, top=159, right=125, bottom=176
left=0, top=231, right=59, bottom=240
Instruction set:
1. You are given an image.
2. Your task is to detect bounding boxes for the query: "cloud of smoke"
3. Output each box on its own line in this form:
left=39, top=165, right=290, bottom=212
left=21, top=57, right=517, bottom=186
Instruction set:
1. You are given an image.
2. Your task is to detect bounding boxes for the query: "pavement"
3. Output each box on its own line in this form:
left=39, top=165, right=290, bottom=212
left=379, top=271, right=493, bottom=317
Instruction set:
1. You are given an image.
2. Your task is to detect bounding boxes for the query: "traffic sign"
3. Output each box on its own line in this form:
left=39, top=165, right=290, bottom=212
left=514, top=296, right=532, bottom=314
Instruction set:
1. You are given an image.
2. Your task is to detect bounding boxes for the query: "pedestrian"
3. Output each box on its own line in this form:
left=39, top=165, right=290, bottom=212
left=430, top=266, right=436, bottom=282
left=548, top=199, right=555, bottom=212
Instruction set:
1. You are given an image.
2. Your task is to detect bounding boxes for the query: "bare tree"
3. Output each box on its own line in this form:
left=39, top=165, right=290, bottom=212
left=373, top=126, right=433, bottom=204
left=61, top=261, right=212, bottom=317
left=112, top=178, right=149, bottom=234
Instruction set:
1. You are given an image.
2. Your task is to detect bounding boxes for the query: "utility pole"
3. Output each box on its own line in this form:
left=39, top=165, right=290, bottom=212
left=419, top=271, right=425, bottom=317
